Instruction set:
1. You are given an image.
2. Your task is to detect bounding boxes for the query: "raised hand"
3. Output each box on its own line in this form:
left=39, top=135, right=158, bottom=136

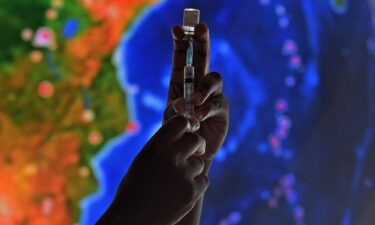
left=96, top=115, right=209, bottom=225
left=164, top=24, right=229, bottom=161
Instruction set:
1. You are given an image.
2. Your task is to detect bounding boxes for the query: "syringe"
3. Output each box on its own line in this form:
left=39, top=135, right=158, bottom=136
left=183, top=8, right=200, bottom=119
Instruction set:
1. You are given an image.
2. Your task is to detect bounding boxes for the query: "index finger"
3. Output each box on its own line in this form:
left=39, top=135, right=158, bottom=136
left=172, top=25, right=189, bottom=73
left=171, top=24, right=210, bottom=74
left=168, top=24, right=210, bottom=101
left=168, top=26, right=188, bottom=101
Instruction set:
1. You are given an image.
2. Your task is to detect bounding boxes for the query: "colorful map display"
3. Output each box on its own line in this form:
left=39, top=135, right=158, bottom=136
left=1, top=0, right=375, bottom=225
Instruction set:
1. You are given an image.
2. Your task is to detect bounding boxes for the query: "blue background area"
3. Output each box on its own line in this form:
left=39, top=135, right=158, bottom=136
left=81, top=0, right=375, bottom=225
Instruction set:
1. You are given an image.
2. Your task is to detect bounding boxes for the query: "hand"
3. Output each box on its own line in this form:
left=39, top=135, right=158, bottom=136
left=164, top=24, right=229, bottom=161
left=96, top=115, right=209, bottom=225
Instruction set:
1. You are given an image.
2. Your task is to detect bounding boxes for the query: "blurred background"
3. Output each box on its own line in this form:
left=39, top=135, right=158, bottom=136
left=1, top=0, right=375, bottom=224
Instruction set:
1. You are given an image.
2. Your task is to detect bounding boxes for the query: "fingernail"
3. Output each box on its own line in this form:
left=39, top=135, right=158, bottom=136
left=189, top=117, right=200, bottom=132
left=174, top=98, right=185, bottom=113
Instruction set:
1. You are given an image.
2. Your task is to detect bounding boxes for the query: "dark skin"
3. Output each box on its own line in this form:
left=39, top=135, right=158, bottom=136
left=164, top=23, right=229, bottom=161
left=165, top=24, right=229, bottom=225
left=96, top=23, right=229, bottom=225
left=96, top=115, right=208, bottom=225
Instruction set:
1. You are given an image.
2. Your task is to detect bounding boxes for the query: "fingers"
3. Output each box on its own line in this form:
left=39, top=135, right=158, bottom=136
left=173, top=72, right=223, bottom=113
left=173, top=97, right=185, bottom=114
left=168, top=24, right=210, bottom=102
left=193, top=161, right=210, bottom=199
left=193, top=24, right=210, bottom=77
left=187, top=156, right=205, bottom=177
left=172, top=25, right=189, bottom=73
left=191, top=72, right=222, bottom=106
left=175, top=133, right=206, bottom=159
left=168, top=26, right=188, bottom=102
left=173, top=93, right=229, bottom=123
left=171, top=24, right=210, bottom=76
left=194, top=95, right=229, bottom=122
left=194, top=174, right=209, bottom=199
left=156, top=114, right=191, bottom=143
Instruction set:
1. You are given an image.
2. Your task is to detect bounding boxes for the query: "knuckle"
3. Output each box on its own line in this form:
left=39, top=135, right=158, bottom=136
left=211, top=72, right=222, bottom=84
left=217, top=94, right=229, bottom=111
left=196, top=158, right=205, bottom=172
left=198, top=175, right=210, bottom=191
left=196, top=156, right=205, bottom=166
left=189, top=156, right=204, bottom=169
left=196, top=134, right=206, bottom=148
left=191, top=133, right=206, bottom=148
left=212, top=97, right=222, bottom=109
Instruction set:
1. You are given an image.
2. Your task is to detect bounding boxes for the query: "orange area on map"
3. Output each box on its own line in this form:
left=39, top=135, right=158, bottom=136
left=0, top=0, right=156, bottom=224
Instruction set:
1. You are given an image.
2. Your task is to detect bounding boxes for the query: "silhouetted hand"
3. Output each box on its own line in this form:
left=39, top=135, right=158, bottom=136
left=164, top=24, right=229, bottom=161
left=96, top=115, right=209, bottom=225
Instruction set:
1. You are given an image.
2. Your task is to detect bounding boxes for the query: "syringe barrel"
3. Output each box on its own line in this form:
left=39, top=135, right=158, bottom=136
left=182, top=8, right=199, bottom=119
left=184, top=65, right=195, bottom=118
